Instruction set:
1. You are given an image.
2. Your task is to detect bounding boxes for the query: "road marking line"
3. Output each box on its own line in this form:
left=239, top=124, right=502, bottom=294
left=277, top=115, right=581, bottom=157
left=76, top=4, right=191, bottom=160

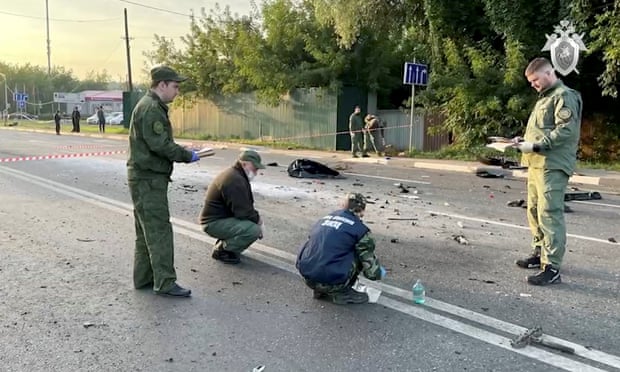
left=2, top=165, right=619, bottom=371
left=343, top=172, right=431, bottom=185
left=421, top=210, right=618, bottom=245
left=572, top=200, right=620, bottom=209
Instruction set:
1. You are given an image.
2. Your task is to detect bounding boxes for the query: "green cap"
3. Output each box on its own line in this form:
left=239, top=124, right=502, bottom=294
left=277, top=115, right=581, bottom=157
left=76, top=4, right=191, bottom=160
left=239, top=150, right=265, bottom=169
left=150, top=65, right=187, bottom=83
left=344, top=192, right=366, bottom=212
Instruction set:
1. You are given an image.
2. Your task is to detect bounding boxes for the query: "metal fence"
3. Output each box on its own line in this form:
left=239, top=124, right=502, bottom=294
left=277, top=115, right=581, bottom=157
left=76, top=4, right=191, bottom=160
left=169, top=88, right=338, bottom=149
left=168, top=88, right=450, bottom=152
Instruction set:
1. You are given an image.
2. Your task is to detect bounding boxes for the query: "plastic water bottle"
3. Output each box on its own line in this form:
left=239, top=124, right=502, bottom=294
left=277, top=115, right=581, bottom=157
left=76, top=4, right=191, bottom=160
left=412, top=279, right=426, bottom=304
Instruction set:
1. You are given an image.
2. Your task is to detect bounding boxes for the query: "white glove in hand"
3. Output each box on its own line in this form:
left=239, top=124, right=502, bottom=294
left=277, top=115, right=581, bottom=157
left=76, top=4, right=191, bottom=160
left=516, top=141, right=537, bottom=153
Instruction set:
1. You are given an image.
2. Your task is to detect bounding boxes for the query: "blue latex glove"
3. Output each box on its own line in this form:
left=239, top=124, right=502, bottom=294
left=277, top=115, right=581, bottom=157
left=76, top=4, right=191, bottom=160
left=190, top=151, right=200, bottom=162
left=379, top=266, right=387, bottom=279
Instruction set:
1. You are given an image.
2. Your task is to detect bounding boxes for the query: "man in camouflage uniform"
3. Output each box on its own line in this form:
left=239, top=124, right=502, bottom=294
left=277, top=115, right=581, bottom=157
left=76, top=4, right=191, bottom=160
left=364, top=113, right=384, bottom=156
left=296, top=193, right=386, bottom=304
left=513, top=57, right=582, bottom=286
left=127, top=65, right=200, bottom=297
left=349, top=105, right=367, bottom=158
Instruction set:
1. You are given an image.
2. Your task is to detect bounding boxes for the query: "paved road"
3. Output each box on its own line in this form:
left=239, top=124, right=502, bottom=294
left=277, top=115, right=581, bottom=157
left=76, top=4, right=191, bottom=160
left=1, top=130, right=619, bottom=371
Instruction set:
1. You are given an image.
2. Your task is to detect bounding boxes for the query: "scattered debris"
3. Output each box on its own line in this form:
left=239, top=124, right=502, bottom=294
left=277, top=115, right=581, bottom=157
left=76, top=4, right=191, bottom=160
left=476, top=170, right=504, bottom=178
left=165, top=358, right=174, bottom=362
left=457, top=221, right=465, bottom=228
left=83, top=322, right=95, bottom=328
left=609, top=237, right=618, bottom=243
left=507, top=199, right=525, bottom=207
left=352, top=183, right=364, bottom=187
left=478, top=155, right=525, bottom=169
left=519, top=293, right=532, bottom=297
left=398, top=195, right=420, bottom=200
left=266, top=162, right=279, bottom=167
left=76, top=238, right=96, bottom=242
left=232, top=281, right=243, bottom=286
left=178, top=184, right=198, bottom=193
left=387, top=217, right=418, bottom=221
left=252, top=366, right=266, bottom=372
left=390, top=238, right=399, bottom=243
left=564, top=191, right=602, bottom=201
left=511, top=326, right=575, bottom=354
left=452, top=235, right=469, bottom=245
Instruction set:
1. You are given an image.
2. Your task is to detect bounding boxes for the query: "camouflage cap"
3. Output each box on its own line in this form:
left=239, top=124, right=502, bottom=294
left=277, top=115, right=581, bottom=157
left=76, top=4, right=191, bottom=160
left=239, top=150, right=266, bottom=169
left=150, top=65, right=187, bottom=83
left=344, top=192, right=366, bottom=212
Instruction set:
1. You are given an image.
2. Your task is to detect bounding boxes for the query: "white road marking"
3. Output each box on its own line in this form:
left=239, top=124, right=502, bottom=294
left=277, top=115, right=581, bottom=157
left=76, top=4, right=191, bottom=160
left=343, top=172, right=431, bottom=185
left=572, top=200, right=620, bottom=209
left=422, top=210, right=618, bottom=245
left=2, top=165, right=620, bottom=371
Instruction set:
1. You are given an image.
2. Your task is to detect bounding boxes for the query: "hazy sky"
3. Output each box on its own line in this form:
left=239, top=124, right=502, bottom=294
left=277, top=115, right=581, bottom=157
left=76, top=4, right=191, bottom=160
left=0, top=0, right=252, bottom=81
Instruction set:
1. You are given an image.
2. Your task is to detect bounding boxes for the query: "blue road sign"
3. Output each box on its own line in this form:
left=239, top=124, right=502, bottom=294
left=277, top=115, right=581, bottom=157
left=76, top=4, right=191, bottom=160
left=13, top=92, right=28, bottom=102
left=403, top=62, right=428, bottom=86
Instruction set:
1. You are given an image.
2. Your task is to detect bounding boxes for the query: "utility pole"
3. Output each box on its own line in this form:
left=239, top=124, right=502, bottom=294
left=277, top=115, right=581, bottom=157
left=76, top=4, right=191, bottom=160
left=124, top=8, right=133, bottom=91
left=45, top=0, right=51, bottom=75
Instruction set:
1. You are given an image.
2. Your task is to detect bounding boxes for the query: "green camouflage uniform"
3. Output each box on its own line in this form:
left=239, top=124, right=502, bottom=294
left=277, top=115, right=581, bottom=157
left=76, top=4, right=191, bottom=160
left=521, top=80, right=582, bottom=269
left=349, top=111, right=366, bottom=156
left=127, top=90, right=193, bottom=293
left=364, top=115, right=384, bottom=155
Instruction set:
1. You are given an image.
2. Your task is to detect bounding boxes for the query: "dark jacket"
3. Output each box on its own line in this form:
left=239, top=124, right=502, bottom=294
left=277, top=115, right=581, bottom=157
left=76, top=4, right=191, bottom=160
left=296, top=209, right=370, bottom=285
left=127, top=91, right=193, bottom=180
left=199, top=161, right=260, bottom=224
left=97, top=109, right=106, bottom=124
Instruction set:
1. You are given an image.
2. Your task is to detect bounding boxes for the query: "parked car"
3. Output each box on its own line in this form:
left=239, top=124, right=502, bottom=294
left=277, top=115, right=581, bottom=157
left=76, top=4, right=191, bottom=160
left=108, top=112, right=124, bottom=125
left=86, top=111, right=123, bottom=125
left=7, top=112, right=38, bottom=121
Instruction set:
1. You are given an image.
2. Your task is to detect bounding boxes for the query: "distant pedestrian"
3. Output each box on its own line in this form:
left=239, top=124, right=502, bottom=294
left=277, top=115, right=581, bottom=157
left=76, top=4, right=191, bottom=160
left=54, top=110, right=61, bottom=135
left=71, top=107, right=81, bottom=133
left=97, top=106, right=106, bottom=133
left=349, top=105, right=367, bottom=158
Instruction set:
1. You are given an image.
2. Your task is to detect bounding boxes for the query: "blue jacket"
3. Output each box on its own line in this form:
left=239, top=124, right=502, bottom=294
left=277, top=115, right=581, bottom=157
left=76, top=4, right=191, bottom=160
left=296, top=209, right=369, bottom=285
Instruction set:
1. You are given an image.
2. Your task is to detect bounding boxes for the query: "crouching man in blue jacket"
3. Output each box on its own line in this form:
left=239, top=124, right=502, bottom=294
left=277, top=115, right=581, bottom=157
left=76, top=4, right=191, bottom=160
left=296, top=193, right=385, bottom=304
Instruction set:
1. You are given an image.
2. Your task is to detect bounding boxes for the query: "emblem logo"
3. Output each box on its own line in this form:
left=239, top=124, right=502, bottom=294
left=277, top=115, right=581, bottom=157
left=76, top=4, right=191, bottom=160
left=542, top=20, right=588, bottom=76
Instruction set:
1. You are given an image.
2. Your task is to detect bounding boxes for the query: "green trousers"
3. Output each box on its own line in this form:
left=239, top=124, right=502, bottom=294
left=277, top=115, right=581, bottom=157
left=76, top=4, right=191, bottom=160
left=364, top=130, right=383, bottom=154
left=202, top=217, right=261, bottom=253
left=129, top=177, right=176, bottom=293
left=303, top=262, right=359, bottom=294
left=350, top=132, right=366, bottom=156
left=526, top=168, right=569, bottom=269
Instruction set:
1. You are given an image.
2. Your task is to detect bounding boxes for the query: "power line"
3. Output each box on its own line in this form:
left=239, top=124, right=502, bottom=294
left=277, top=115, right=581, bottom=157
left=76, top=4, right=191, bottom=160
left=0, top=9, right=120, bottom=23
left=118, top=0, right=191, bottom=17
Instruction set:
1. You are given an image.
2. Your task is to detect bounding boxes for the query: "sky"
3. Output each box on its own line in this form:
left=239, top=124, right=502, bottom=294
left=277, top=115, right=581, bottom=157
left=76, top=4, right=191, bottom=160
left=0, top=0, right=252, bottom=82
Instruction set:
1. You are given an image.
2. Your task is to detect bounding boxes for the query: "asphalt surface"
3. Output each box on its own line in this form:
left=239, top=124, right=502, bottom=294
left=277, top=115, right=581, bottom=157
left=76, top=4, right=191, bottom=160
left=1, top=129, right=619, bottom=372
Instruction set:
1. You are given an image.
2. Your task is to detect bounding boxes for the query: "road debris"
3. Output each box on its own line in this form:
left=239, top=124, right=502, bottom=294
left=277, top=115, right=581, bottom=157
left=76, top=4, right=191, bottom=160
left=452, top=235, right=469, bottom=245
left=510, top=326, right=575, bottom=354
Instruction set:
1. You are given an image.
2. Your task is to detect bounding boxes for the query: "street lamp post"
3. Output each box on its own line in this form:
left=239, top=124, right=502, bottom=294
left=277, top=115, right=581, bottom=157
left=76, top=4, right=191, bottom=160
left=0, top=72, right=8, bottom=123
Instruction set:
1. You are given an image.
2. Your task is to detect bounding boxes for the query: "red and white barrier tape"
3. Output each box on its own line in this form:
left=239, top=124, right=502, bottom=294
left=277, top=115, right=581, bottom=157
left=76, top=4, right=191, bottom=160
left=54, top=144, right=120, bottom=150
left=0, top=150, right=127, bottom=163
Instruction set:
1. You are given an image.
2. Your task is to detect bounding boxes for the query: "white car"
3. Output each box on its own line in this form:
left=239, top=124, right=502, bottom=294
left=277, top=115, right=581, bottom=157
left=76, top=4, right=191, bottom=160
left=87, top=111, right=123, bottom=125
left=108, top=112, right=123, bottom=125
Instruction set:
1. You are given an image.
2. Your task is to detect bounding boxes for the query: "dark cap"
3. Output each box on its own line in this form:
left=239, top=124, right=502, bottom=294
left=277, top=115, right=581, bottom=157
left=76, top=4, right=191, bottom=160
left=343, top=192, right=366, bottom=212
left=239, top=150, right=265, bottom=169
left=150, top=65, right=187, bottom=83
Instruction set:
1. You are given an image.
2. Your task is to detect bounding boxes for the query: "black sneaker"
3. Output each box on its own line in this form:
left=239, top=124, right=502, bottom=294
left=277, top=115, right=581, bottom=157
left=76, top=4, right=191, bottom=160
left=332, top=287, right=369, bottom=305
left=212, top=248, right=241, bottom=264
left=516, top=255, right=541, bottom=269
left=527, top=266, right=561, bottom=286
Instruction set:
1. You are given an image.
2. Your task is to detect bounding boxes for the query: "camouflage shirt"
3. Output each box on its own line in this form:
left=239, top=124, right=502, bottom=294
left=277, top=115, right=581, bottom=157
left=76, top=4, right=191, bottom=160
left=355, top=231, right=382, bottom=280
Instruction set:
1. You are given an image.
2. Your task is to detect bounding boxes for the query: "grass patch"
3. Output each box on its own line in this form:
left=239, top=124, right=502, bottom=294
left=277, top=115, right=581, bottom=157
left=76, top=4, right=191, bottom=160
left=4, top=120, right=128, bottom=135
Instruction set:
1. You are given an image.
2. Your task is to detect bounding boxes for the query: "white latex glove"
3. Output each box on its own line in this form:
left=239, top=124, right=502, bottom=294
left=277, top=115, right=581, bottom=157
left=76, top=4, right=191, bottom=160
left=511, top=136, right=524, bottom=144
left=515, top=141, right=538, bottom=153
